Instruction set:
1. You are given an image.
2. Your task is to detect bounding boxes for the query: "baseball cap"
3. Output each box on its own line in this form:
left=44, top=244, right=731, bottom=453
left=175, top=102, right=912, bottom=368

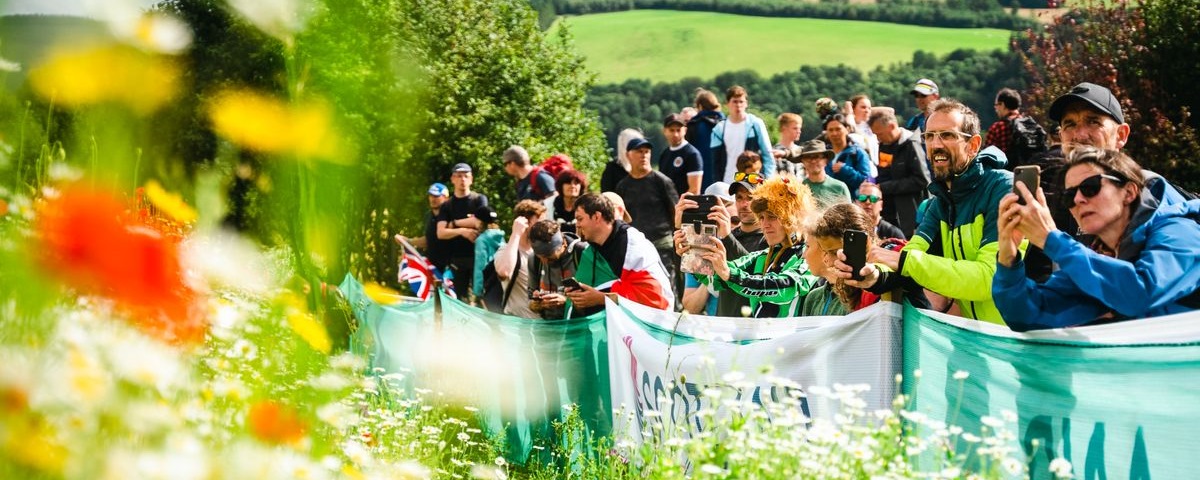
left=474, top=205, right=497, bottom=224
left=1047, top=82, right=1125, bottom=124
left=704, top=182, right=734, bottom=204
left=600, top=191, right=633, bottom=223
left=452, top=163, right=472, bottom=174
left=625, top=137, right=652, bottom=152
left=663, top=113, right=686, bottom=127
left=911, top=78, right=939, bottom=96
left=427, top=182, right=449, bottom=197
left=729, top=178, right=759, bottom=196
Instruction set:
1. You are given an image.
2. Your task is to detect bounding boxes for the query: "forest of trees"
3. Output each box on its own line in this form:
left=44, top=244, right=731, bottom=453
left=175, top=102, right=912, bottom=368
left=530, top=0, right=1041, bottom=30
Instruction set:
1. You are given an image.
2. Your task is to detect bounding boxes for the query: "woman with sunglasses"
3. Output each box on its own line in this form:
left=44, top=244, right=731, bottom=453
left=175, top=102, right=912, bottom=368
left=993, top=146, right=1200, bottom=331
left=691, top=175, right=820, bottom=318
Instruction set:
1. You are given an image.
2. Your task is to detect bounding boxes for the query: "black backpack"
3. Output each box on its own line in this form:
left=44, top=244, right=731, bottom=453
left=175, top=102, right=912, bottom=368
left=1007, top=115, right=1048, bottom=170
left=480, top=252, right=522, bottom=313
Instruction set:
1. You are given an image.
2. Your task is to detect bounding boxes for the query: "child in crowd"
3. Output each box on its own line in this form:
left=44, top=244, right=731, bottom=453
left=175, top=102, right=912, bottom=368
left=736, top=151, right=763, bottom=177
left=801, top=203, right=880, bottom=316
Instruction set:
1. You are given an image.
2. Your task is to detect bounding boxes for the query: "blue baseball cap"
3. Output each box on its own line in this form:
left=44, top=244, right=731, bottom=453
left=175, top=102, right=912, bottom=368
left=626, top=137, right=652, bottom=151
left=427, top=183, right=448, bottom=197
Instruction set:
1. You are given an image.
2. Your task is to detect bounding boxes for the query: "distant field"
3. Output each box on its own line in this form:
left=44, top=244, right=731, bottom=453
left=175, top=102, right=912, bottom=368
left=553, top=10, right=1013, bottom=84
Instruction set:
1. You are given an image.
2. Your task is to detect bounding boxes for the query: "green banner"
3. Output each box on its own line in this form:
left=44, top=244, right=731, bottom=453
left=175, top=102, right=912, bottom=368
left=904, top=302, right=1200, bottom=479
left=340, top=274, right=609, bottom=464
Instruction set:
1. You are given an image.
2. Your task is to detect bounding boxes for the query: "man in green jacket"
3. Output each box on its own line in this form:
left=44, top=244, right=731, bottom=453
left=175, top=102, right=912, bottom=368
left=843, top=99, right=1019, bottom=324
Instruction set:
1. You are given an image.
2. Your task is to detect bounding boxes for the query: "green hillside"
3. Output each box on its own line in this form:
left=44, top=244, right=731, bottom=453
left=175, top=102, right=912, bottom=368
left=554, top=10, right=1013, bottom=84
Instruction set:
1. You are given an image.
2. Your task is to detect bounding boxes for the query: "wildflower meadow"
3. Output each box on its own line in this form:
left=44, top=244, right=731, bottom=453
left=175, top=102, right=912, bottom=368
left=0, top=0, right=1079, bottom=479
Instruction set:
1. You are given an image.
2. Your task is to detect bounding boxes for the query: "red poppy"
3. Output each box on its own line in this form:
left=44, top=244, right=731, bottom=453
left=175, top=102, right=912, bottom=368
left=36, top=185, right=204, bottom=344
left=248, top=401, right=307, bottom=445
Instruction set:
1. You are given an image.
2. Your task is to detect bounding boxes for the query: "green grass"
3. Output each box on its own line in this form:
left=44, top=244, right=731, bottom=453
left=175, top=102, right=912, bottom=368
left=554, top=10, right=1013, bottom=84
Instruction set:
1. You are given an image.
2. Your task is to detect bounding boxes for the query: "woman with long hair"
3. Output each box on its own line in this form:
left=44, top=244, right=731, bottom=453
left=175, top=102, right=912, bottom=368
left=802, top=203, right=881, bottom=316
left=601, top=128, right=642, bottom=192
left=993, top=146, right=1200, bottom=330
left=691, top=174, right=819, bottom=318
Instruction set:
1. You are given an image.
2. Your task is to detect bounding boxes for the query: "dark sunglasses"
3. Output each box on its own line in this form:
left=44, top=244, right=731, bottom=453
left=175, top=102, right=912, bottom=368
left=856, top=194, right=881, bottom=204
left=734, top=172, right=765, bottom=185
left=1062, top=174, right=1125, bottom=208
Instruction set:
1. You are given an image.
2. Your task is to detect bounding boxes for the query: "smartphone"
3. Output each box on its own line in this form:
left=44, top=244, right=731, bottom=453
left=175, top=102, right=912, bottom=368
left=562, top=277, right=582, bottom=291
left=680, top=194, right=719, bottom=227
left=843, top=229, right=868, bottom=281
left=1013, top=165, right=1040, bottom=205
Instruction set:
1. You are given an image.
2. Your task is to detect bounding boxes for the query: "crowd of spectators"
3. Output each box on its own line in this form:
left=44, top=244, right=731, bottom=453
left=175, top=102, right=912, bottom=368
left=398, top=80, right=1200, bottom=331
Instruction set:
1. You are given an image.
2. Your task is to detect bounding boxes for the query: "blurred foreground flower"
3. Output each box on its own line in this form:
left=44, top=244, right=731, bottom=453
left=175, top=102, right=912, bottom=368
left=143, top=180, right=198, bottom=224
left=208, top=90, right=345, bottom=162
left=363, top=282, right=403, bottom=305
left=29, top=45, right=180, bottom=115
left=248, top=400, right=308, bottom=446
left=280, top=292, right=332, bottom=354
left=36, top=186, right=203, bottom=344
left=227, top=0, right=311, bottom=44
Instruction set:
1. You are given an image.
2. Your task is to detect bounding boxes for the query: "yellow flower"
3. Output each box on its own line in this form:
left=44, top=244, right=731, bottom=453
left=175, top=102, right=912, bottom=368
left=144, top=180, right=198, bottom=224
left=3, top=417, right=66, bottom=474
left=207, top=90, right=345, bottom=162
left=29, top=45, right=179, bottom=114
left=281, top=293, right=331, bottom=354
left=363, top=282, right=403, bottom=305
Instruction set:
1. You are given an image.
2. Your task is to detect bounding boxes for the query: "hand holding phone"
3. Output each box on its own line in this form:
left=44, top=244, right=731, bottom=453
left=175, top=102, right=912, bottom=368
left=681, top=195, right=719, bottom=227
left=842, top=229, right=868, bottom=281
left=1013, top=165, right=1040, bottom=206
left=562, top=278, right=582, bottom=291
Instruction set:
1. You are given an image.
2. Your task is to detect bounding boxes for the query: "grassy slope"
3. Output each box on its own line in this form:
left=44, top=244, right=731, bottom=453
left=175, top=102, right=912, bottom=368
left=554, top=10, right=1012, bottom=84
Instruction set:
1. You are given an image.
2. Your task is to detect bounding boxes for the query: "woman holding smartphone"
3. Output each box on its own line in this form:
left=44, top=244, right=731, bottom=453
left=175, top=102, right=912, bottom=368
left=993, top=147, right=1200, bottom=330
left=690, top=175, right=819, bottom=318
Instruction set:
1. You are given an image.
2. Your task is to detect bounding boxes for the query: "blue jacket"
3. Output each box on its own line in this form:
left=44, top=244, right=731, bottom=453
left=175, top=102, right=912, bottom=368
left=825, top=141, right=872, bottom=195
left=994, top=183, right=1200, bottom=331
left=710, top=113, right=776, bottom=182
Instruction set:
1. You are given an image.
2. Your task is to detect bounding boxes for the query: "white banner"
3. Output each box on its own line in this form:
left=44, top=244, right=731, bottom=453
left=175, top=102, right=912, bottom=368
left=606, top=299, right=903, bottom=443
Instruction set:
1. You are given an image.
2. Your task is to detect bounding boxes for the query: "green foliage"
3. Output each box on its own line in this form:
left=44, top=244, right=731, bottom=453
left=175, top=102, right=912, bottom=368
left=545, top=0, right=1038, bottom=30
left=554, top=10, right=1014, bottom=84
left=1015, top=0, right=1200, bottom=192
left=396, top=0, right=609, bottom=221
left=588, top=49, right=1025, bottom=158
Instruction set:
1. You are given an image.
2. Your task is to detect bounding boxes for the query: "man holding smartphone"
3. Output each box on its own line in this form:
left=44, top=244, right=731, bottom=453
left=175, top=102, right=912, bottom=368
left=837, top=99, right=1017, bottom=324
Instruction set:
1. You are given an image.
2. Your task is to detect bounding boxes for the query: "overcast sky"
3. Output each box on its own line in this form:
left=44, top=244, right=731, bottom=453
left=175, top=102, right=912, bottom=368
left=1, top=0, right=159, bottom=16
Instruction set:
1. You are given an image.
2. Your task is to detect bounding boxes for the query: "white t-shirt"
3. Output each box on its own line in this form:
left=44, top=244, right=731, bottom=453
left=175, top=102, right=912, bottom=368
left=722, top=120, right=748, bottom=183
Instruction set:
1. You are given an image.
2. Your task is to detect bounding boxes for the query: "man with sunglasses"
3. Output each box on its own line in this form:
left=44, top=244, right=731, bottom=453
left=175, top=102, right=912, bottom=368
left=855, top=182, right=906, bottom=240
left=837, top=99, right=1016, bottom=324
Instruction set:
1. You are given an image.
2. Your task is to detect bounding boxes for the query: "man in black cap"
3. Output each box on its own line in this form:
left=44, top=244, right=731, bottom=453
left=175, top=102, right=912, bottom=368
left=1048, top=82, right=1130, bottom=156
left=436, top=163, right=490, bottom=299
left=659, top=113, right=705, bottom=197
left=615, top=137, right=680, bottom=285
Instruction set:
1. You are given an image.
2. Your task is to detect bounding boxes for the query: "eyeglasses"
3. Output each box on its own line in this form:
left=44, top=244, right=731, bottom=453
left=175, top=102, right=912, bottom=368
left=856, top=194, right=881, bottom=204
left=921, top=130, right=972, bottom=144
left=1062, top=174, right=1126, bottom=208
left=734, top=172, right=765, bottom=185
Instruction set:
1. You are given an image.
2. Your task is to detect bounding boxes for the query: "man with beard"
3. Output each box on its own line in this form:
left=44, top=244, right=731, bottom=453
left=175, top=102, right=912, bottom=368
left=839, top=99, right=1016, bottom=324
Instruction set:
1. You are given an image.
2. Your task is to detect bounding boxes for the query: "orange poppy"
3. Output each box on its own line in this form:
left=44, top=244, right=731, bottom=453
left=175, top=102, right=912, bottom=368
left=248, top=400, right=307, bottom=445
left=36, top=185, right=204, bottom=344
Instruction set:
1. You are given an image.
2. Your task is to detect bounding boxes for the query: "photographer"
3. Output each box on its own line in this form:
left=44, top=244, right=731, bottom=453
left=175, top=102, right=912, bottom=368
left=527, top=220, right=588, bottom=319
left=673, top=178, right=767, bottom=317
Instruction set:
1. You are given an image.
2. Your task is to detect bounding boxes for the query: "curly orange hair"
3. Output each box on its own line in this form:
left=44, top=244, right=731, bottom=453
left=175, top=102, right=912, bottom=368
left=749, top=173, right=816, bottom=233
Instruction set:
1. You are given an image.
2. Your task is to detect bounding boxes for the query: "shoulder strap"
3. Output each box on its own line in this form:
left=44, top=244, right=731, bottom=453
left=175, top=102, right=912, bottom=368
left=501, top=251, right=522, bottom=308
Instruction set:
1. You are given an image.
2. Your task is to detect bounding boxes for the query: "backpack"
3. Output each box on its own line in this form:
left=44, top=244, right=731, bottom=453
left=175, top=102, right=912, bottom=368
left=1007, top=115, right=1048, bottom=170
left=479, top=252, right=522, bottom=313
left=530, top=154, right=574, bottom=199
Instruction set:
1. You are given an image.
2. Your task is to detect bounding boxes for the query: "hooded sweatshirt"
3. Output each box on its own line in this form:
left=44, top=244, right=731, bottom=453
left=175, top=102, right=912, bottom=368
left=994, top=182, right=1200, bottom=331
